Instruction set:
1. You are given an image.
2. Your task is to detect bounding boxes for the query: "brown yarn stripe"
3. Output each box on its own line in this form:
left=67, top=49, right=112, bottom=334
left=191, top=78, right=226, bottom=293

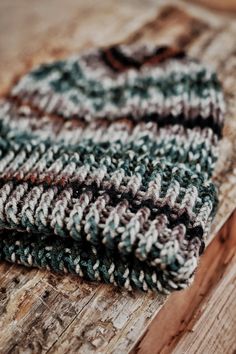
left=100, top=46, right=185, bottom=72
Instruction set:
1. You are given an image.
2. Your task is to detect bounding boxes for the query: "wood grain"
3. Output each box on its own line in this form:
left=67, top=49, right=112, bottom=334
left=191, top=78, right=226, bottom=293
left=173, top=218, right=236, bottom=353
left=131, top=210, right=236, bottom=354
left=0, top=1, right=235, bottom=353
left=187, top=0, right=236, bottom=13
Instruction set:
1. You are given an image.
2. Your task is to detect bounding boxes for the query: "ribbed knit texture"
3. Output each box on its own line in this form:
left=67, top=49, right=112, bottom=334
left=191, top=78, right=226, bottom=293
left=0, top=44, right=224, bottom=293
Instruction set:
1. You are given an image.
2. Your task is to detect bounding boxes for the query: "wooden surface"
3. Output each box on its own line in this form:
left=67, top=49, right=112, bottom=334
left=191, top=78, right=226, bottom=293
left=0, top=1, right=235, bottom=353
left=186, top=0, right=236, bottom=13
left=173, top=212, right=236, bottom=354
left=132, top=210, right=236, bottom=354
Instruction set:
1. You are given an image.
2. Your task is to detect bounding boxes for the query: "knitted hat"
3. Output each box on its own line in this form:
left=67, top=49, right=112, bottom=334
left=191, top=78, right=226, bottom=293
left=0, top=45, right=224, bottom=293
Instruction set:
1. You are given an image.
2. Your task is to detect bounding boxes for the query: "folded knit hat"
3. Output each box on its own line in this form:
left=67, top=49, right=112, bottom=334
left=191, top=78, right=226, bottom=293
left=0, top=45, right=224, bottom=293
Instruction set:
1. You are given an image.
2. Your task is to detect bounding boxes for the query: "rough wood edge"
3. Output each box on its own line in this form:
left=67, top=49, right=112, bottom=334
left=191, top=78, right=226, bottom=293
left=131, top=209, right=236, bottom=354
left=173, top=252, right=236, bottom=353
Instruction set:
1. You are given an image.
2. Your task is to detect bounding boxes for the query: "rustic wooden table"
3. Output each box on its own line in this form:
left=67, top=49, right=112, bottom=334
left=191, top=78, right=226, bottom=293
left=0, top=1, right=236, bottom=353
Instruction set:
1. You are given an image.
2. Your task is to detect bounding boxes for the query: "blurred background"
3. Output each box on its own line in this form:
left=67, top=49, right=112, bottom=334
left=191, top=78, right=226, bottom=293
left=0, top=0, right=236, bottom=94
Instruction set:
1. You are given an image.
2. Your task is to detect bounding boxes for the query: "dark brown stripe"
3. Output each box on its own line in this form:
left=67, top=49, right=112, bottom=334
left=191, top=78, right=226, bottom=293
left=144, top=46, right=186, bottom=66
left=100, top=46, right=186, bottom=72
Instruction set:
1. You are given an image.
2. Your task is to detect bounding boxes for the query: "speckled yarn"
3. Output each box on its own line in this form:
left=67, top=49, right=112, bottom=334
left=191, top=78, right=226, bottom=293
left=0, top=45, right=224, bottom=293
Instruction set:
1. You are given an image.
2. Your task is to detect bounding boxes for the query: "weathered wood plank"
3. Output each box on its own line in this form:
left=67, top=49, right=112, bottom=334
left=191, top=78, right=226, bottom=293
left=0, top=1, right=235, bottom=353
left=131, top=210, right=236, bottom=354
left=186, top=0, right=236, bottom=13
left=175, top=261, right=236, bottom=353
left=174, top=270, right=236, bottom=352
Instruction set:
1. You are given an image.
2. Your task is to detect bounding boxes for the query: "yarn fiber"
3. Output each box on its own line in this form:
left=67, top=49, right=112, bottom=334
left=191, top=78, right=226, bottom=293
left=0, top=45, right=224, bottom=293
